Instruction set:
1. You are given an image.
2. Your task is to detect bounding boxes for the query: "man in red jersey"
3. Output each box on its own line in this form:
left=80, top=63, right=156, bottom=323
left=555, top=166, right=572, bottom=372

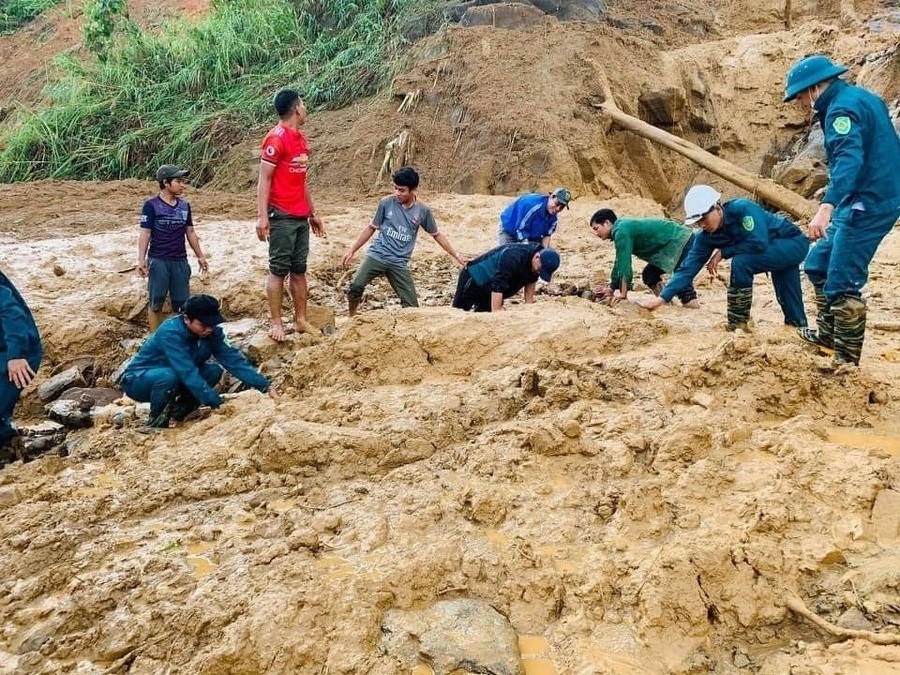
left=256, top=88, right=325, bottom=342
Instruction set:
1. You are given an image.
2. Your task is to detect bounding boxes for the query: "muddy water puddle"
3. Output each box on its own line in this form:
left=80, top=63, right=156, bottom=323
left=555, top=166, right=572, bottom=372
left=826, top=427, right=900, bottom=456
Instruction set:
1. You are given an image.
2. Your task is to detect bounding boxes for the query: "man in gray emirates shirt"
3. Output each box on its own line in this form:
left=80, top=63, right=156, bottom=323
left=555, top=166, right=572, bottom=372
left=340, top=166, right=467, bottom=316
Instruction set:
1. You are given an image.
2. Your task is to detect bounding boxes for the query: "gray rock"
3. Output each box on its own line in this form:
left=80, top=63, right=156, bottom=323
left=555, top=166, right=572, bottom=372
left=46, top=399, right=93, bottom=429
left=638, top=87, right=686, bottom=126
left=37, top=367, right=86, bottom=403
left=58, top=387, right=122, bottom=408
left=460, top=3, right=545, bottom=30
left=381, top=598, right=523, bottom=675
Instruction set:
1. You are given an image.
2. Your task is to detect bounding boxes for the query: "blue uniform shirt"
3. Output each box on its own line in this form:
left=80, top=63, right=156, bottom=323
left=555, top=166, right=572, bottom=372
left=0, top=271, right=42, bottom=362
left=815, top=79, right=900, bottom=215
left=661, top=199, right=803, bottom=301
left=123, top=317, right=269, bottom=409
left=499, top=194, right=558, bottom=242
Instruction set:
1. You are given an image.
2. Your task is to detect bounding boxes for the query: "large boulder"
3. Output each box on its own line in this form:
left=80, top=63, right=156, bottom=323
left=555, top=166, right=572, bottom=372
left=381, top=599, right=523, bottom=675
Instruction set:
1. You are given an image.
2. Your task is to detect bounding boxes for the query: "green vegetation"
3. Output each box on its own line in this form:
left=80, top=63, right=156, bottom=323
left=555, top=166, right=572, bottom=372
left=0, top=0, right=441, bottom=183
left=0, top=0, right=64, bottom=34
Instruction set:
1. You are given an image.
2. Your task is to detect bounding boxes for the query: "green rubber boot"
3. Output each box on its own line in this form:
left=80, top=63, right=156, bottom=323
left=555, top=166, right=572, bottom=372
left=726, top=286, right=753, bottom=331
left=831, top=295, right=866, bottom=366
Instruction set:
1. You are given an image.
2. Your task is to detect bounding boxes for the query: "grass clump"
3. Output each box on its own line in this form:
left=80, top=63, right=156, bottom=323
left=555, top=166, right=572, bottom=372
left=0, top=0, right=63, bottom=34
left=0, top=0, right=439, bottom=183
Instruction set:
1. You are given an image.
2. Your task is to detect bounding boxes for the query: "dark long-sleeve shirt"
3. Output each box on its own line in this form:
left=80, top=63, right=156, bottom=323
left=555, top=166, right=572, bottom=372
left=661, top=199, right=804, bottom=302
left=466, top=243, right=541, bottom=296
left=123, top=317, right=269, bottom=408
left=0, top=270, right=42, bottom=362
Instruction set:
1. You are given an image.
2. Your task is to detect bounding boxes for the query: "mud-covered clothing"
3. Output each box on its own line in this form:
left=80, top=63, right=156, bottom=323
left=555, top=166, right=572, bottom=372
left=346, top=255, right=419, bottom=307
left=608, top=218, right=694, bottom=289
left=661, top=199, right=808, bottom=325
left=807, top=79, right=900, bottom=303
left=498, top=194, right=557, bottom=243
left=452, top=243, right=540, bottom=311
left=365, top=196, right=439, bottom=267
left=141, top=196, right=194, bottom=260
left=0, top=271, right=42, bottom=443
left=640, top=235, right=697, bottom=305
left=260, top=122, right=311, bottom=217
left=120, top=316, right=270, bottom=418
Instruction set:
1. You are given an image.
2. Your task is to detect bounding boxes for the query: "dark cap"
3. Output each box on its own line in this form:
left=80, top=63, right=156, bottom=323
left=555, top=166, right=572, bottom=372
left=182, top=294, right=226, bottom=326
left=551, top=187, right=572, bottom=209
left=156, top=164, right=190, bottom=182
left=538, top=248, right=561, bottom=282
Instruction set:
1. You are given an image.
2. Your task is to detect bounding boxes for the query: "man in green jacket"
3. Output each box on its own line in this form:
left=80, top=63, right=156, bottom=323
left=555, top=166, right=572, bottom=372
left=589, top=209, right=699, bottom=307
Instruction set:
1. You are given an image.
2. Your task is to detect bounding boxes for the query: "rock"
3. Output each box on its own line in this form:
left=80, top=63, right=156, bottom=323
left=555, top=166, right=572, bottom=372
left=306, top=304, right=337, bottom=333
left=46, top=399, right=93, bottom=429
left=37, top=367, right=86, bottom=403
left=871, top=489, right=900, bottom=546
left=52, top=263, right=65, bottom=277
left=836, top=607, right=875, bottom=631
left=775, top=127, right=828, bottom=198
left=16, top=421, right=67, bottom=461
left=638, top=87, right=685, bottom=126
left=58, top=387, right=122, bottom=408
left=381, top=599, right=523, bottom=675
left=220, top=318, right=260, bottom=339
left=460, top=3, right=545, bottom=30
left=691, top=392, right=714, bottom=409
left=526, top=423, right=584, bottom=456
left=245, top=331, right=302, bottom=364
left=0, top=485, right=26, bottom=509
left=530, top=0, right=606, bottom=21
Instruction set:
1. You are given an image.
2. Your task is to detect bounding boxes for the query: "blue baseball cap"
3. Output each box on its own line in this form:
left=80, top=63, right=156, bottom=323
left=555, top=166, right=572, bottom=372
left=538, top=248, right=560, bottom=282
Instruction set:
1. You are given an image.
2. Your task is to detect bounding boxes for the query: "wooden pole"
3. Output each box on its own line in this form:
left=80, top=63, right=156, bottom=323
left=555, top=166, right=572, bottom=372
left=594, top=101, right=818, bottom=221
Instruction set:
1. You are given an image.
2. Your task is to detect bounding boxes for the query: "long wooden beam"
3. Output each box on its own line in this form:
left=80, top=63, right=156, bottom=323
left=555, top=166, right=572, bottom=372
left=594, top=101, right=818, bottom=222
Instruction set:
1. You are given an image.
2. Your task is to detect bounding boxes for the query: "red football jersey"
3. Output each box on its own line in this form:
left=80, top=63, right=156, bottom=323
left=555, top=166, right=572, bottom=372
left=260, top=123, right=311, bottom=217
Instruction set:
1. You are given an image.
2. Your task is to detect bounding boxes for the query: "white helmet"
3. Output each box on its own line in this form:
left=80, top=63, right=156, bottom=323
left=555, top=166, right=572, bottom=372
left=683, top=185, right=721, bottom=225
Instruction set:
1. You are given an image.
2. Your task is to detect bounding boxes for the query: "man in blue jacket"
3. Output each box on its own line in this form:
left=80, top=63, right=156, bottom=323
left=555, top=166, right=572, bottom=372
left=498, top=188, right=571, bottom=247
left=0, top=269, right=42, bottom=461
left=638, top=185, right=808, bottom=331
left=784, top=54, right=900, bottom=366
left=120, top=294, right=278, bottom=428
left=452, top=243, right=561, bottom=312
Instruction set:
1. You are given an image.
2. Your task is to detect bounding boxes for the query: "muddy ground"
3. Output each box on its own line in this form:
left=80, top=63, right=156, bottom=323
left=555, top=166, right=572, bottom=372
left=1, top=0, right=900, bottom=673
left=1, top=181, right=900, bottom=674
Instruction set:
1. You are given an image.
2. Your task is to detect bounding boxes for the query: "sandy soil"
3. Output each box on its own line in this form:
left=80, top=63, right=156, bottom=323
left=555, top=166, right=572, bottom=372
left=1, top=0, right=900, bottom=673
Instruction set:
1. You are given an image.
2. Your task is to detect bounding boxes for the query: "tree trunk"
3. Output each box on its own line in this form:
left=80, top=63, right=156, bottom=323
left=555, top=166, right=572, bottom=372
left=594, top=101, right=818, bottom=221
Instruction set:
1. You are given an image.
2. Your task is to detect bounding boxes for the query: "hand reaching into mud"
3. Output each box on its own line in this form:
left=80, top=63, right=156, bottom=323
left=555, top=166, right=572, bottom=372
left=636, top=295, right=665, bottom=311
left=8, top=359, right=36, bottom=389
left=706, top=249, right=723, bottom=276
left=267, top=387, right=280, bottom=400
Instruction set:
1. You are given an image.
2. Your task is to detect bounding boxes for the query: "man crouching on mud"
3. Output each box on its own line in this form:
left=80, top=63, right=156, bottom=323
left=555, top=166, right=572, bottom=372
left=119, top=295, right=279, bottom=429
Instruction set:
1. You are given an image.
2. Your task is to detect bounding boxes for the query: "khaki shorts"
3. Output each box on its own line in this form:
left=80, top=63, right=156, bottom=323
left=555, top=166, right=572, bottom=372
left=268, top=208, right=310, bottom=276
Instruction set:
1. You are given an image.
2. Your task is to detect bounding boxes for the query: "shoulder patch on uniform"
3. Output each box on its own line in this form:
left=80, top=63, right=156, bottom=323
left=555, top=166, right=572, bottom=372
left=832, top=116, right=852, bottom=135
left=742, top=216, right=755, bottom=231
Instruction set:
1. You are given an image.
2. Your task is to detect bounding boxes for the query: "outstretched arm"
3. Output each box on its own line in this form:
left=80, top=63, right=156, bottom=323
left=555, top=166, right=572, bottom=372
left=341, top=224, right=377, bottom=267
left=431, top=232, right=467, bottom=266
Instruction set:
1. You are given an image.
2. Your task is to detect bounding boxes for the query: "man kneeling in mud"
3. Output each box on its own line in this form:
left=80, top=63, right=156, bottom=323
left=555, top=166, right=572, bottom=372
left=119, top=295, right=279, bottom=428
left=452, top=243, right=560, bottom=312
left=589, top=208, right=699, bottom=308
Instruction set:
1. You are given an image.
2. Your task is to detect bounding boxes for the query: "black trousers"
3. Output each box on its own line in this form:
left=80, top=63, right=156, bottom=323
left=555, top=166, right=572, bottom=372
left=452, top=269, right=493, bottom=312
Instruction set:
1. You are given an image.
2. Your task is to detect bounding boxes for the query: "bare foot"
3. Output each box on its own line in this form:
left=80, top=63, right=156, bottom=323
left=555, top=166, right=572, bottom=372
left=268, top=320, right=286, bottom=342
left=295, top=318, right=321, bottom=343
left=683, top=299, right=701, bottom=309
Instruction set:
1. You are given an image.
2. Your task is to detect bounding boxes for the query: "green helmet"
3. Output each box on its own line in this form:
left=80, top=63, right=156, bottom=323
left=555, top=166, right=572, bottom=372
left=783, top=54, right=848, bottom=102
